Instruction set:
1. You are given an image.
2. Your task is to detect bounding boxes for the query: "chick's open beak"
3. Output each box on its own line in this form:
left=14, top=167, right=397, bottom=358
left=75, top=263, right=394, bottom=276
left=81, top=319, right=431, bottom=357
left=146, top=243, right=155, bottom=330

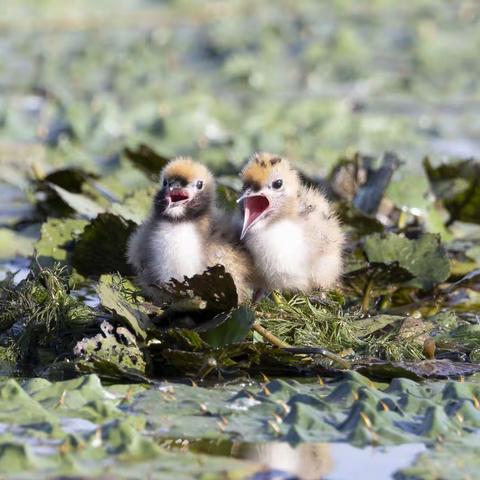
left=237, top=192, right=270, bottom=239
left=166, top=187, right=190, bottom=205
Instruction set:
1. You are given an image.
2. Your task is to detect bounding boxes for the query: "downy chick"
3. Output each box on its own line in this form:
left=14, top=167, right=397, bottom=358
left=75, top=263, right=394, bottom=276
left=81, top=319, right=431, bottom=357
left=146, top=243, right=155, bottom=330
left=128, top=157, right=252, bottom=302
left=237, top=152, right=344, bottom=293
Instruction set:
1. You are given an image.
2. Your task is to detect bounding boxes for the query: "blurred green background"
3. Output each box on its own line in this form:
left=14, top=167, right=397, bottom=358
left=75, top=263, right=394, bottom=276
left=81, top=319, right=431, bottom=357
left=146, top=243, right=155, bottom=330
left=1, top=0, right=480, bottom=184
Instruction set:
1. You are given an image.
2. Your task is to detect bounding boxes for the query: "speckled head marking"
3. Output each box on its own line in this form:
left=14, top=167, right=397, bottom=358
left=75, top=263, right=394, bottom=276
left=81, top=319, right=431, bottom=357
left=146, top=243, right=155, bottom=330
left=241, top=152, right=299, bottom=189
left=154, top=157, right=216, bottom=221
left=238, top=153, right=302, bottom=239
left=162, top=157, right=214, bottom=186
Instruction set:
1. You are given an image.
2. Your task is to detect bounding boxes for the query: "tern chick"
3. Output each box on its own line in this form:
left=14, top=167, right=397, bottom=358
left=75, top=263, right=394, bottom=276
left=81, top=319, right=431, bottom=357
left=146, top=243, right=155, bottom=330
left=128, top=157, right=252, bottom=302
left=238, top=152, right=344, bottom=293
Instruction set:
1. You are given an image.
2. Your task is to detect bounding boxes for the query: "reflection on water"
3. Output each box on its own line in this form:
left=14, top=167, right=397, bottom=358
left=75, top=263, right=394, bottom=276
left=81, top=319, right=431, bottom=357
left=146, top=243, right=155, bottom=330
left=179, top=439, right=426, bottom=480
left=0, top=257, right=30, bottom=283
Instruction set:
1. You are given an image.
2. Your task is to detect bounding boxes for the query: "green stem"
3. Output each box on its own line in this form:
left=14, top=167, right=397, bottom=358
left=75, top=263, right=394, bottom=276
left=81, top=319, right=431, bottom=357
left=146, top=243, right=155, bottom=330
left=361, top=275, right=374, bottom=312
left=252, top=322, right=290, bottom=348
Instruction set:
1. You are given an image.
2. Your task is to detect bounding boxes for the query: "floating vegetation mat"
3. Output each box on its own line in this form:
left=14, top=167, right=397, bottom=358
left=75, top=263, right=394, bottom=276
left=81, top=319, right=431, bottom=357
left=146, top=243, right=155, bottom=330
left=1, top=0, right=480, bottom=477
left=0, top=372, right=479, bottom=478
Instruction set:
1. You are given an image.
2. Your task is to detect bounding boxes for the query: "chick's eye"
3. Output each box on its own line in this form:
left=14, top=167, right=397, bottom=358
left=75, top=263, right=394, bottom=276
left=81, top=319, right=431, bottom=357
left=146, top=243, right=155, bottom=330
left=272, top=179, right=283, bottom=189
left=196, top=180, right=204, bottom=190
left=163, top=179, right=168, bottom=187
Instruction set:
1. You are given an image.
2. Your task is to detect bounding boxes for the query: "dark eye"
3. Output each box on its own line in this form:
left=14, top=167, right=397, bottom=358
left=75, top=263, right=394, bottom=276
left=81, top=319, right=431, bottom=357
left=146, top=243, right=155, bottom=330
left=272, top=179, right=283, bottom=189
left=163, top=179, right=168, bottom=187
left=196, top=180, right=204, bottom=190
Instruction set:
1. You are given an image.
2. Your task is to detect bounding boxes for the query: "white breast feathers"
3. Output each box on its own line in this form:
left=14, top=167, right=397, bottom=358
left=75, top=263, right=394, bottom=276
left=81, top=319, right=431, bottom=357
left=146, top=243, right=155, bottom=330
left=149, top=221, right=205, bottom=284
left=246, top=219, right=309, bottom=291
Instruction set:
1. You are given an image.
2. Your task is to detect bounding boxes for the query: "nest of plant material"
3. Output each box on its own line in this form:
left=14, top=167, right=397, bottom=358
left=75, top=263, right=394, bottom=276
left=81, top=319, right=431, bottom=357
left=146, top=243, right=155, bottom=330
left=0, top=147, right=479, bottom=383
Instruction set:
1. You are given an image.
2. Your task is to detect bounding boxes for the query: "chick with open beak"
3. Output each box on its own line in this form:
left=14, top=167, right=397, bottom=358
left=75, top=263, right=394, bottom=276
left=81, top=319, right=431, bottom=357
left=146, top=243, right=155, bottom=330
left=127, top=157, right=253, bottom=302
left=238, top=152, right=344, bottom=293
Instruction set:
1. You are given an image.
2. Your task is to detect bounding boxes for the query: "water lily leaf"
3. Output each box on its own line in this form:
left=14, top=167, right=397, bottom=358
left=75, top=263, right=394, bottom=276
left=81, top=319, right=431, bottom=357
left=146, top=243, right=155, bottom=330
left=124, top=144, right=170, bottom=179
left=72, top=213, right=136, bottom=277
left=97, top=282, right=149, bottom=339
left=363, top=233, right=450, bottom=290
left=424, top=157, right=480, bottom=225
left=199, top=305, right=255, bottom=347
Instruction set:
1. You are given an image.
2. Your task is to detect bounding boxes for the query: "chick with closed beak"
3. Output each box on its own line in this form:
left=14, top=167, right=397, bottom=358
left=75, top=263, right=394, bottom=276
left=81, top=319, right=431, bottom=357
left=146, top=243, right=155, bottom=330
left=127, top=157, right=253, bottom=302
left=238, top=152, right=344, bottom=293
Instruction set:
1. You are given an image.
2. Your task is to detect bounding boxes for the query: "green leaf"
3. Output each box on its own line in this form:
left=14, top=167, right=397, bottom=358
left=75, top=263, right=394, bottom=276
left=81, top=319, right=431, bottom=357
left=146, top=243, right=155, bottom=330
left=74, top=321, right=148, bottom=382
left=97, top=281, right=149, bottom=339
left=72, top=213, right=136, bottom=277
left=43, top=168, right=98, bottom=192
left=200, top=306, right=255, bottom=347
left=424, top=157, right=480, bottom=225
left=156, top=265, right=239, bottom=318
left=124, top=144, right=169, bottom=179
left=34, top=218, right=88, bottom=269
left=363, top=233, right=450, bottom=289
left=0, top=228, right=35, bottom=260
left=47, top=184, right=105, bottom=219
